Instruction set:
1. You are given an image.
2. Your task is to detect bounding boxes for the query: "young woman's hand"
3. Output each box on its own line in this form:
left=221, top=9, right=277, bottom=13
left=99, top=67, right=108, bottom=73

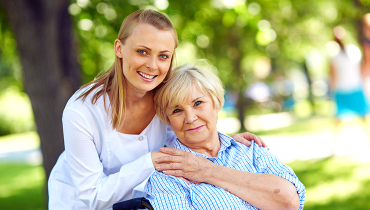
left=231, top=132, right=267, bottom=147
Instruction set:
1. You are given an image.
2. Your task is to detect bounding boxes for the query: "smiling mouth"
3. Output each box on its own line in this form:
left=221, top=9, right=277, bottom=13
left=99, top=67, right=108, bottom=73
left=138, top=71, right=157, bottom=79
left=186, top=125, right=204, bottom=132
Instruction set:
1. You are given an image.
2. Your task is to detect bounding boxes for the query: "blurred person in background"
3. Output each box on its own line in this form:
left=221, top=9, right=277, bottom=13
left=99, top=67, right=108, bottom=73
left=362, top=13, right=370, bottom=103
left=329, top=26, right=370, bottom=149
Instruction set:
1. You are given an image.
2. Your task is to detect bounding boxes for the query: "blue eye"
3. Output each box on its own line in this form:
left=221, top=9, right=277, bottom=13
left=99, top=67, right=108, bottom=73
left=160, top=54, right=169, bottom=59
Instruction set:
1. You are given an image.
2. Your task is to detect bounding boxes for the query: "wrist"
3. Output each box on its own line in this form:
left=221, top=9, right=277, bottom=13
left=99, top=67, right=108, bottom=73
left=203, top=163, right=220, bottom=183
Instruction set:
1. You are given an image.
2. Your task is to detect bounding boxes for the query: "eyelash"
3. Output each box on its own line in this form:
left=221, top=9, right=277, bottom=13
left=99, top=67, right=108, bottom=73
left=160, top=54, right=169, bottom=59
left=137, top=49, right=147, bottom=55
left=171, top=101, right=202, bottom=114
left=195, top=101, right=202, bottom=106
left=137, top=50, right=169, bottom=60
left=173, top=109, right=181, bottom=114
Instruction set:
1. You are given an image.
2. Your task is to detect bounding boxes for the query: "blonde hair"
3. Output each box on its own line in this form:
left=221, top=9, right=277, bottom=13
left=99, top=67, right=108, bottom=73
left=154, top=63, right=225, bottom=125
left=77, top=9, right=178, bottom=130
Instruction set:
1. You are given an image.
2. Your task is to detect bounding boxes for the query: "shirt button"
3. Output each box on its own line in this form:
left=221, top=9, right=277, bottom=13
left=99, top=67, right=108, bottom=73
left=138, top=136, right=144, bottom=141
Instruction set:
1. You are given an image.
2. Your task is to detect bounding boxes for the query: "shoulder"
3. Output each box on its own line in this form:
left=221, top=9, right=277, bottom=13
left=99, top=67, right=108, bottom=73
left=62, top=85, right=109, bottom=127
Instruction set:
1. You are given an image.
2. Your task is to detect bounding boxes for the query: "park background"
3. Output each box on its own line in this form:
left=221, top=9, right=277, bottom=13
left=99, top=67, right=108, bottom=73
left=1, top=0, right=370, bottom=209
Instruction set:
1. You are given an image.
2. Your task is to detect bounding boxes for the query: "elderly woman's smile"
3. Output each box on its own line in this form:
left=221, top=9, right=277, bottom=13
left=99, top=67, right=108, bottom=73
left=186, top=125, right=204, bottom=132
left=165, top=86, right=220, bottom=155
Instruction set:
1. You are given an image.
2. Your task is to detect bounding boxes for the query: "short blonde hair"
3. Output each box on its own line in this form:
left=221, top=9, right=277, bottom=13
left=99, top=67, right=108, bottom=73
left=154, top=63, right=225, bottom=125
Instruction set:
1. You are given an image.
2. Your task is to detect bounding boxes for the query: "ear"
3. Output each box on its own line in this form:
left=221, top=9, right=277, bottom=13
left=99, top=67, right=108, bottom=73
left=114, top=39, right=123, bottom=58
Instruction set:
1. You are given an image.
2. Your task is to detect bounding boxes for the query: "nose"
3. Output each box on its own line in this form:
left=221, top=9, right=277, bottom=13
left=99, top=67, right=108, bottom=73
left=184, top=109, right=198, bottom=124
left=146, top=56, right=157, bottom=71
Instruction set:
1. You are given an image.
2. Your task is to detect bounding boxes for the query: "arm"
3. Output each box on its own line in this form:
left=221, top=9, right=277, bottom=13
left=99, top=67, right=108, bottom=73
left=362, top=42, right=370, bottom=78
left=63, top=107, right=156, bottom=210
left=155, top=145, right=304, bottom=210
left=329, top=62, right=336, bottom=90
left=205, top=166, right=300, bottom=210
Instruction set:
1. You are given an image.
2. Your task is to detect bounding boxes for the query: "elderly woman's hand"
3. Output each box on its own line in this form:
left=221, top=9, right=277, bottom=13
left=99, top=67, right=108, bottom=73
left=231, top=132, right=267, bottom=147
left=154, top=147, right=216, bottom=184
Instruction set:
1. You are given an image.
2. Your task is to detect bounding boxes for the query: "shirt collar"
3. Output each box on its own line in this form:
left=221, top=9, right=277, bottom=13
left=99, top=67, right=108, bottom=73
left=172, top=132, right=236, bottom=159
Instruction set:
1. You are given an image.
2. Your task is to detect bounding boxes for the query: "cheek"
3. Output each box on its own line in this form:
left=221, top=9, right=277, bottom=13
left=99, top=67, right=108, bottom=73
left=170, top=118, right=182, bottom=131
left=159, top=62, right=171, bottom=74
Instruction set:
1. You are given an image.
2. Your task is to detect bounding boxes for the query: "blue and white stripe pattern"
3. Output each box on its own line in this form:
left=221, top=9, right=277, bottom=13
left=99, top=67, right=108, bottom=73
left=146, top=132, right=306, bottom=210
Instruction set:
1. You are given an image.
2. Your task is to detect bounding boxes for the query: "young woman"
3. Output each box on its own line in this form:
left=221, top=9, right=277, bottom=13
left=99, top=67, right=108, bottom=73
left=48, top=9, right=264, bottom=210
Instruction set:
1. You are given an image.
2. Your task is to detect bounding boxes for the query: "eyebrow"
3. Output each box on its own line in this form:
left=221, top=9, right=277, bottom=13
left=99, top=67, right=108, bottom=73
left=136, top=45, right=172, bottom=54
left=171, top=95, right=205, bottom=109
left=191, top=96, right=205, bottom=103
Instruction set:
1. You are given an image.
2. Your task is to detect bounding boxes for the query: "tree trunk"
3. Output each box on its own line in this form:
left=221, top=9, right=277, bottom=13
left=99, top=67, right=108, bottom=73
left=303, top=61, right=315, bottom=116
left=227, top=28, right=246, bottom=131
left=0, top=0, right=80, bottom=194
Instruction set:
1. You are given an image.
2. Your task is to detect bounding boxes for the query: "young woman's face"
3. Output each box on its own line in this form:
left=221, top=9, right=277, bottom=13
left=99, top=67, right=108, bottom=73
left=115, top=24, right=176, bottom=94
left=165, top=86, right=220, bottom=149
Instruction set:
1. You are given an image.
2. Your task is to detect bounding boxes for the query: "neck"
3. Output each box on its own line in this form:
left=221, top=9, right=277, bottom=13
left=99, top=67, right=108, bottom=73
left=187, top=132, right=220, bottom=158
left=125, top=87, right=154, bottom=108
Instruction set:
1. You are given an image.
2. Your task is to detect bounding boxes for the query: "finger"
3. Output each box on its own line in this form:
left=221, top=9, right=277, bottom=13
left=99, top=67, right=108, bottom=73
left=190, top=180, right=201, bottom=185
left=159, top=147, right=185, bottom=156
left=177, top=177, right=190, bottom=185
left=241, top=132, right=262, bottom=147
left=244, top=132, right=262, bottom=146
left=254, top=135, right=262, bottom=147
left=156, top=163, right=183, bottom=171
left=232, top=135, right=251, bottom=146
left=259, top=137, right=268, bottom=147
left=155, top=155, right=182, bottom=163
left=163, top=170, right=182, bottom=177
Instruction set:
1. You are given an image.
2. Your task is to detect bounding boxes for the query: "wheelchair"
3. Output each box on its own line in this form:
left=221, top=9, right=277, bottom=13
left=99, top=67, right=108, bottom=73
left=113, top=197, right=153, bottom=210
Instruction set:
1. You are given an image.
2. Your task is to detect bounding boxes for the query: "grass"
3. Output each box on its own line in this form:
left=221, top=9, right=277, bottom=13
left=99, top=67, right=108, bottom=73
left=287, top=156, right=370, bottom=210
left=0, top=163, right=46, bottom=210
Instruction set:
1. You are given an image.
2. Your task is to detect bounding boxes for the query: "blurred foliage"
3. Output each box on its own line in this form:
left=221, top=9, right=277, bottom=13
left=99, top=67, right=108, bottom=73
left=2, top=0, right=370, bottom=135
left=0, top=87, right=35, bottom=136
left=63, top=0, right=370, bottom=88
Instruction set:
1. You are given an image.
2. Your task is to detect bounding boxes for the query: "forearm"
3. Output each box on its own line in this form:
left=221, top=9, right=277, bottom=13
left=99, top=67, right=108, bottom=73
left=206, top=165, right=300, bottom=210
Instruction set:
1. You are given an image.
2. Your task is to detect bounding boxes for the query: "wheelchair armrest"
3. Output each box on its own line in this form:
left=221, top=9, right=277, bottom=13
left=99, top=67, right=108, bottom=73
left=113, top=197, right=153, bottom=210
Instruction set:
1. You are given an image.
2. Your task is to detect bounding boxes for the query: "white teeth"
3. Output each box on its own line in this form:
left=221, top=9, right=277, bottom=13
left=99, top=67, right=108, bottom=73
left=139, top=72, right=155, bottom=79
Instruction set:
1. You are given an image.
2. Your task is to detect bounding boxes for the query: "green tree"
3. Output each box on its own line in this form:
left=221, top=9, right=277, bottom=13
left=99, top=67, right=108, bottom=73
left=0, top=0, right=81, bottom=190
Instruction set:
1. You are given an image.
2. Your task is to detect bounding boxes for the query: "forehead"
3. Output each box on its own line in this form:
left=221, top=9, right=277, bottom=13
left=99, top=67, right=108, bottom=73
left=127, top=24, right=175, bottom=50
left=186, top=86, right=207, bottom=100
left=169, top=85, right=209, bottom=108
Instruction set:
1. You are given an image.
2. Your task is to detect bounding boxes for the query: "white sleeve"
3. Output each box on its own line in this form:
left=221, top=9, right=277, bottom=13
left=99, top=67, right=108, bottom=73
left=63, top=107, right=155, bottom=210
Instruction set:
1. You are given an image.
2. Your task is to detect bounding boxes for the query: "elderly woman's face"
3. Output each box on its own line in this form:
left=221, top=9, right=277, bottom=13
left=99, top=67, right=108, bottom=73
left=166, top=86, right=220, bottom=148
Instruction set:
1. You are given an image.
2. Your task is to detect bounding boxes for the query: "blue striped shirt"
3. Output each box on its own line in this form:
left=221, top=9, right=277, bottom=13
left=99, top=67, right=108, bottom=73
left=146, top=132, right=306, bottom=209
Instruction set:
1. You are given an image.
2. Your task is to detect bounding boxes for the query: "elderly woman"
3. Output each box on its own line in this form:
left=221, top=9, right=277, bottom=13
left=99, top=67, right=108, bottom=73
left=146, top=64, right=306, bottom=210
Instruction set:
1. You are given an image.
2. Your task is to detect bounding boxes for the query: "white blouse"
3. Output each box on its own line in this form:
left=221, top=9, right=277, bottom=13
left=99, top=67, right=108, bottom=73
left=48, top=87, right=176, bottom=210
